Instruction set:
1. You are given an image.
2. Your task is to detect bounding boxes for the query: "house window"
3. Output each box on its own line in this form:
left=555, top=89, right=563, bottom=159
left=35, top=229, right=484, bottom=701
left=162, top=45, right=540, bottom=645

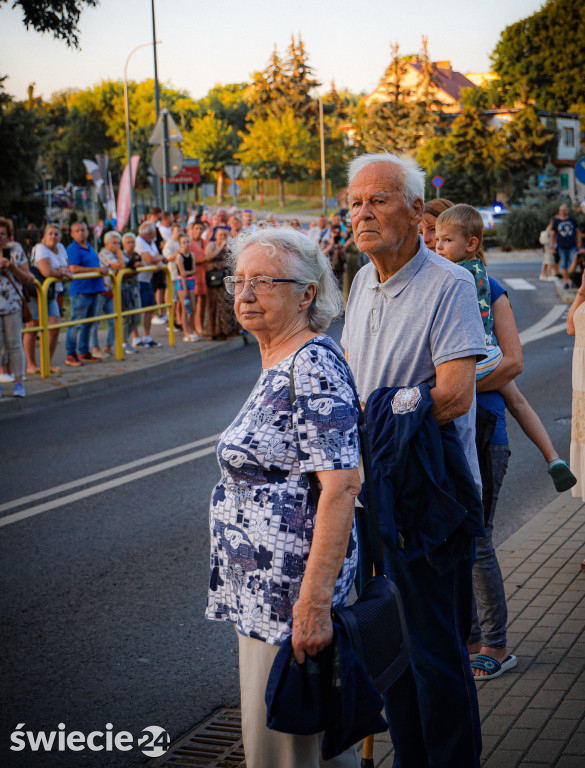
left=562, top=127, right=575, bottom=147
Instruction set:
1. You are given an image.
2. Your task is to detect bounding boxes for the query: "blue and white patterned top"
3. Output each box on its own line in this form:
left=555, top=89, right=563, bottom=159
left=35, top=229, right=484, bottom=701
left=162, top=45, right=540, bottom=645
left=206, top=336, right=361, bottom=645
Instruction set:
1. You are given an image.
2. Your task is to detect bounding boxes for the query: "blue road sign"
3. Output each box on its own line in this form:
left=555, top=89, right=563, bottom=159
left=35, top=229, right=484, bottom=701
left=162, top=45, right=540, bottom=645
left=432, top=175, right=444, bottom=189
left=575, top=156, right=585, bottom=185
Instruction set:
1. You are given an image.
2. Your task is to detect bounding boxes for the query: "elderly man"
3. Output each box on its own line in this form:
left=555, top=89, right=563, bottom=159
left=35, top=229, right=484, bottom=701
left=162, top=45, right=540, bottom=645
left=552, top=203, right=581, bottom=289
left=341, top=153, right=486, bottom=768
left=65, top=221, right=109, bottom=367
left=308, top=214, right=330, bottom=249
left=134, top=221, right=163, bottom=347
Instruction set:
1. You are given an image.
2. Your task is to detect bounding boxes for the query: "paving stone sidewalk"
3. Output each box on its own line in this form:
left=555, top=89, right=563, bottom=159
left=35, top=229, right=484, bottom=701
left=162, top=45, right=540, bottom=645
left=373, top=493, right=585, bottom=768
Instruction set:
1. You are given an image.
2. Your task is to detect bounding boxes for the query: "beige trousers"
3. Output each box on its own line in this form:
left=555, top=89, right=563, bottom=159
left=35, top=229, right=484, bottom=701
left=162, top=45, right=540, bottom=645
left=238, top=632, right=359, bottom=768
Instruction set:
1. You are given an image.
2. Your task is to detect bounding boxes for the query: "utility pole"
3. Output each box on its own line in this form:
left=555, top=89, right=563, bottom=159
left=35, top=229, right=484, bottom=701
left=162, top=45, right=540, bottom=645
left=151, top=0, right=163, bottom=207
left=318, top=95, right=327, bottom=219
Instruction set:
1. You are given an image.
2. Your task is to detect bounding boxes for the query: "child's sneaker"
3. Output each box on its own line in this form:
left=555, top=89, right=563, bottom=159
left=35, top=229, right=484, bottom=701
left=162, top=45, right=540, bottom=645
left=547, top=459, right=577, bottom=492
left=13, top=381, right=25, bottom=398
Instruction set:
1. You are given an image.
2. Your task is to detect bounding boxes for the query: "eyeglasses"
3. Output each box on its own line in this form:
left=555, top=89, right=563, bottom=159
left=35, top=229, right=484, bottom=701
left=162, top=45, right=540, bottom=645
left=224, top=275, right=305, bottom=295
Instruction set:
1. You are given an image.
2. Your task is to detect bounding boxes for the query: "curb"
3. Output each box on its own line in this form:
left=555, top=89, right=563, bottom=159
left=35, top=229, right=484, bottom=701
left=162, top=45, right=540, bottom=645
left=0, top=335, right=254, bottom=417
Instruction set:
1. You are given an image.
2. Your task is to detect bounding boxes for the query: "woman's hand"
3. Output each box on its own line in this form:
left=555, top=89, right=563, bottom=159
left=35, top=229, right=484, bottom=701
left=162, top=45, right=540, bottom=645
left=292, top=597, right=333, bottom=664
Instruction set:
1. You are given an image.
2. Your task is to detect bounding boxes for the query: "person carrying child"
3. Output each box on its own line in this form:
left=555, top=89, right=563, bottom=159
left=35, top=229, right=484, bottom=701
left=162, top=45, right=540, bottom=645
left=435, top=204, right=576, bottom=493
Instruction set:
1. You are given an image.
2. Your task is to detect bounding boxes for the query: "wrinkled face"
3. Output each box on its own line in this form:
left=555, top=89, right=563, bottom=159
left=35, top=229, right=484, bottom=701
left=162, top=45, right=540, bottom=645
left=71, top=222, right=88, bottom=245
left=233, top=244, right=305, bottom=336
left=348, top=163, right=421, bottom=256
left=435, top=223, right=471, bottom=263
left=420, top=213, right=438, bottom=250
left=123, top=237, right=135, bottom=254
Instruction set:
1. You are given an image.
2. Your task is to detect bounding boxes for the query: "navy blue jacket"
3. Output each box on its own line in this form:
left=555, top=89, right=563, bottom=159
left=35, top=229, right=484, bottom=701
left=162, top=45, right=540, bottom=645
left=359, top=384, right=484, bottom=572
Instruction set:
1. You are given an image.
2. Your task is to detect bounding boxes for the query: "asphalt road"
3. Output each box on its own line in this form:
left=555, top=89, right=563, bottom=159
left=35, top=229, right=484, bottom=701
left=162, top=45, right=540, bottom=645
left=0, top=259, right=574, bottom=767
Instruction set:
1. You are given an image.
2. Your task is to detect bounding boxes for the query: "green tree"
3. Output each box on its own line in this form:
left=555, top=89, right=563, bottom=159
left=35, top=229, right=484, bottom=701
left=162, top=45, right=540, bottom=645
left=491, top=0, right=585, bottom=111
left=418, top=106, right=498, bottom=205
left=0, top=0, right=98, bottom=47
left=247, top=46, right=289, bottom=120
left=0, top=76, right=43, bottom=211
left=182, top=112, right=238, bottom=203
left=282, top=35, right=320, bottom=120
left=236, top=108, right=318, bottom=207
left=497, top=106, right=558, bottom=202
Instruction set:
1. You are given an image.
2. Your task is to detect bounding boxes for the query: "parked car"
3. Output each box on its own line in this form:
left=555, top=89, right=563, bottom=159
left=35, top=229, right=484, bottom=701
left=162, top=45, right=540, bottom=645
left=478, top=207, right=509, bottom=230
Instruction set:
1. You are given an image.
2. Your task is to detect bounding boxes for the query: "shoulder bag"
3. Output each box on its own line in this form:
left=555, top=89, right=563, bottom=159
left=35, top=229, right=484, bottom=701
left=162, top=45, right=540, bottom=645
left=289, top=341, right=410, bottom=692
left=5, top=270, right=33, bottom=323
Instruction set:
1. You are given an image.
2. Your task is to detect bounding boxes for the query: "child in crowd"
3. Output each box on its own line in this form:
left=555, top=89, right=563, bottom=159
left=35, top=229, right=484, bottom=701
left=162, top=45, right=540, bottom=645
left=435, top=204, right=576, bottom=493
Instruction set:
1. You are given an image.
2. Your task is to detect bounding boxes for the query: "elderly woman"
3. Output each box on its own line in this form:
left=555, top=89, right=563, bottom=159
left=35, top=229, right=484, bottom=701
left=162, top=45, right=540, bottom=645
left=120, top=232, right=143, bottom=355
left=206, top=228, right=361, bottom=768
left=0, top=218, right=33, bottom=396
left=205, top=226, right=238, bottom=339
left=90, top=230, right=124, bottom=357
left=24, top=223, right=71, bottom=374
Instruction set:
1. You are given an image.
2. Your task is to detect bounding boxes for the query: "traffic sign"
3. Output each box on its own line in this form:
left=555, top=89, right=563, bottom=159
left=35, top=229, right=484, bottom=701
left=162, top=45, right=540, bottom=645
left=149, top=108, right=184, bottom=145
left=201, top=183, right=215, bottom=198
left=225, top=165, right=242, bottom=181
left=182, top=158, right=200, bottom=168
left=167, top=165, right=201, bottom=184
left=432, top=175, right=444, bottom=189
left=228, top=182, right=241, bottom=196
left=575, top=156, right=585, bottom=185
left=151, top=145, right=183, bottom=178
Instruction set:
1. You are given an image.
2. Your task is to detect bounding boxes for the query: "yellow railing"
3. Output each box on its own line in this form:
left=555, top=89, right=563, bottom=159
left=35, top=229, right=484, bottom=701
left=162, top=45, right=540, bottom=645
left=23, top=265, right=174, bottom=378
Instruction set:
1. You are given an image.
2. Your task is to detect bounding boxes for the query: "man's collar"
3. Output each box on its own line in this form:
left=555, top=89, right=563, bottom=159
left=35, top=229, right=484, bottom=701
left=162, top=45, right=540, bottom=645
left=365, top=236, right=429, bottom=297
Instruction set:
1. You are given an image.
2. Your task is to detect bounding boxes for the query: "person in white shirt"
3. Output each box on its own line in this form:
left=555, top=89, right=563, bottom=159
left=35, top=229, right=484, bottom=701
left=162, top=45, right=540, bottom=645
left=163, top=223, right=184, bottom=330
left=134, top=221, right=163, bottom=347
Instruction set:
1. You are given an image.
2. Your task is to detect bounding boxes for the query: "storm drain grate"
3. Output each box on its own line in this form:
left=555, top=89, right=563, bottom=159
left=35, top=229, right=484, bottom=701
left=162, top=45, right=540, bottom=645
left=147, top=708, right=245, bottom=768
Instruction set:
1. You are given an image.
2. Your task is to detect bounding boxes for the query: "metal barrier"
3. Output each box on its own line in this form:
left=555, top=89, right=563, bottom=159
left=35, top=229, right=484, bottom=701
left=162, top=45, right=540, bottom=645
left=23, top=265, right=174, bottom=378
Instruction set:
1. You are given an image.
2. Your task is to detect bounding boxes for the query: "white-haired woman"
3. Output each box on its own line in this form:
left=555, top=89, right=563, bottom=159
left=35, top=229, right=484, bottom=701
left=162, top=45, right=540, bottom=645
left=120, top=232, right=143, bottom=355
left=89, top=230, right=124, bottom=357
left=206, top=228, right=361, bottom=768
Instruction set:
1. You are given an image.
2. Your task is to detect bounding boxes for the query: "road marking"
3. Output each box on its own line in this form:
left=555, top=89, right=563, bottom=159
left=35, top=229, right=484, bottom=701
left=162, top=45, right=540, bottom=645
left=0, top=443, right=217, bottom=529
left=504, top=278, right=536, bottom=291
left=0, top=433, right=219, bottom=516
left=519, top=305, right=568, bottom=345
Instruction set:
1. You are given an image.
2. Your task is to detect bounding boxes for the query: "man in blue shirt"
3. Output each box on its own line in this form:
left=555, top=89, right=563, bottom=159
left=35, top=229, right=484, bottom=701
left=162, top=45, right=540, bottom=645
left=65, top=222, right=108, bottom=366
left=552, top=204, right=582, bottom=289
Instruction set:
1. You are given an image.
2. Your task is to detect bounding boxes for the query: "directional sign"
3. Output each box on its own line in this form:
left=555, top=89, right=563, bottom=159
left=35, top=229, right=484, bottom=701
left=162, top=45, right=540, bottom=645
left=182, top=157, right=200, bottom=168
left=167, top=165, right=201, bottom=185
left=151, top=145, right=183, bottom=177
left=575, top=156, right=585, bottom=185
left=228, top=182, right=241, bottom=196
left=432, top=175, right=444, bottom=189
left=225, top=165, right=242, bottom=181
left=149, top=108, right=184, bottom=145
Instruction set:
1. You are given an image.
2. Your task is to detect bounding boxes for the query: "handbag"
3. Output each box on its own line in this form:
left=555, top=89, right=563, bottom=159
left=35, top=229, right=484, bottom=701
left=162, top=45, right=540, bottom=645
left=206, top=268, right=225, bottom=288
left=5, top=271, right=33, bottom=323
left=289, top=342, right=410, bottom=692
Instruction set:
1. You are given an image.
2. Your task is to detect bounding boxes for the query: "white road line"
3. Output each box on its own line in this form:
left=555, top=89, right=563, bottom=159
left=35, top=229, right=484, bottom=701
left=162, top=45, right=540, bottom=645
left=0, top=444, right=217, bottom=529
left=519, top=305, right=568, bottom=345
left=504, top=278, right=536, bottom=291
left=0, top=433, right=219, bottom=515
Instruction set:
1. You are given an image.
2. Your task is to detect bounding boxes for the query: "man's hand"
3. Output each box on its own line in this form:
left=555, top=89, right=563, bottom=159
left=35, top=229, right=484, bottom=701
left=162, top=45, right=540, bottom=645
left=291, top=596, right=333, bottom=665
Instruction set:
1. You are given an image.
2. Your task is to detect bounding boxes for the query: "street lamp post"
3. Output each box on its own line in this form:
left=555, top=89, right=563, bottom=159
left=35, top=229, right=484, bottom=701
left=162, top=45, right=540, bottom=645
left=124, top=41, right=161, bottom=229
left=318, top=95, right=327, bottom=218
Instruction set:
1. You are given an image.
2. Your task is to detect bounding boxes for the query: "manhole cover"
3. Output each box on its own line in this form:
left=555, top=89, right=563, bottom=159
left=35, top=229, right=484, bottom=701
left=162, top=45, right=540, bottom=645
left=147, top=708, right=245, bottom=767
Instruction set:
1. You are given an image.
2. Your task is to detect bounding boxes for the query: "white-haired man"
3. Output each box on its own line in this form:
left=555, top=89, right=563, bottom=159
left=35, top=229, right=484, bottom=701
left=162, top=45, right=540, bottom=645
left=341, top=152, right=486, bottom=768
left=134, top=221, right=163, bottom=347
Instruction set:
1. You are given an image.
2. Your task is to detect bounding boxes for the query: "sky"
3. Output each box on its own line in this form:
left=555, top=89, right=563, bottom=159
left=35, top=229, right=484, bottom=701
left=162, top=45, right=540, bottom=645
left=1, top=0, right=543, bottom=102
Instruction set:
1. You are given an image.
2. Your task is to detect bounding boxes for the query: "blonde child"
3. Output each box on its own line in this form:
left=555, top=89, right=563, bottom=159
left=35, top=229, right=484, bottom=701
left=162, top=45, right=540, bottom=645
left=435, top=204, right=576, bottom=493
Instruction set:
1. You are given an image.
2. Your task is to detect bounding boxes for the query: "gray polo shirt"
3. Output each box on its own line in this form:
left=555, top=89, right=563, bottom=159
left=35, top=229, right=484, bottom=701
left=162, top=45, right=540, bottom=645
left=341, top=238, right=486, bottom=489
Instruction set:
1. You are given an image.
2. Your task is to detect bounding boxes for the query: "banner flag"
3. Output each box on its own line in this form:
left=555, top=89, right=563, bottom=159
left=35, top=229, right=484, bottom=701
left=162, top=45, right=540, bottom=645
left=116, top=155, right=140, bottom=232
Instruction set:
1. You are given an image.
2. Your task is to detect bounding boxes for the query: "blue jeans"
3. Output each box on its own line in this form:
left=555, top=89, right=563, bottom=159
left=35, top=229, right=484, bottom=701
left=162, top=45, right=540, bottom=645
left=380, top=547, right=481, bottom=768
left=469, top=443, right=510, bottom=648
left=89, top=293, right=114, bottom=350
left=66, top=293, right=100, bottom=356
left=557, top=246, right=576, bottom=271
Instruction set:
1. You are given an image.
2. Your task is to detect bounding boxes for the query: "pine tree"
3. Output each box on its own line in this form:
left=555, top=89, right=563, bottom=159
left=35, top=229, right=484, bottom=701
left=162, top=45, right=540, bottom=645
left=247, top=46, right=288, bottom=120
left=283, top=35, right=320, bottom=120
